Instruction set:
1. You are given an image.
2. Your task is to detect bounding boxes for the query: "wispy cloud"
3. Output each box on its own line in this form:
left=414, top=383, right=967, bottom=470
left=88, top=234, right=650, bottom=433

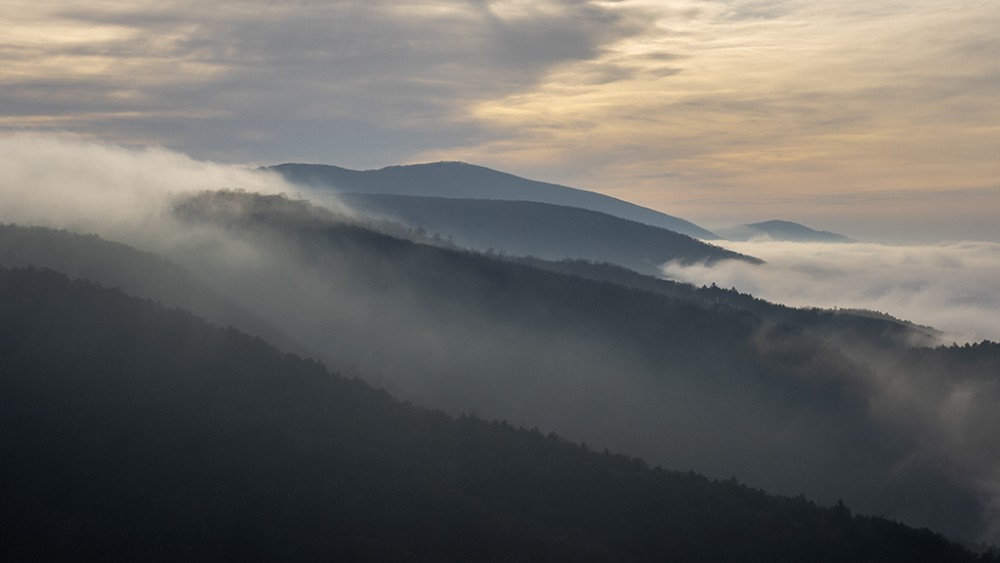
left=0, top=132, right=296, bottom=234
left=426, top=0, right=1000, bottom=238
left=662, top=239, right=1000, bottom=342
left=1, top=1, right=641, bottom=164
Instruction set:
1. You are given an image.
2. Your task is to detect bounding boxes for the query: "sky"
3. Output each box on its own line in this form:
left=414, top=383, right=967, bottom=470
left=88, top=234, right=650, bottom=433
left=2, top=0, right=999, bottom=241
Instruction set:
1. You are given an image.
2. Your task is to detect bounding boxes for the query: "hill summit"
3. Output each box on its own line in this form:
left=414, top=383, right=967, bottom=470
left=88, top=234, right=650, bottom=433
left=718, top=220, right=855, bottom=243
left=268, top=161, right=721, bottom=239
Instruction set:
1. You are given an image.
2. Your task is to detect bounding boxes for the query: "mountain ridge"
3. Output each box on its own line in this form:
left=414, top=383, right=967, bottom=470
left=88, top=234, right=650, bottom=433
left=267, top=161, right=721, bottom=239
left=719, top=220, right=855, bottom=243
left=339, top=193, right=758, bottom=274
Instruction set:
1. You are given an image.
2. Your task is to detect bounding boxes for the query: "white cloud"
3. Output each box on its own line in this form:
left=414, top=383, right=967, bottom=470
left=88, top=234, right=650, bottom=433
left=662, top=240, right=1000, bottom=342
left=0, top=132, right=299, bottom=234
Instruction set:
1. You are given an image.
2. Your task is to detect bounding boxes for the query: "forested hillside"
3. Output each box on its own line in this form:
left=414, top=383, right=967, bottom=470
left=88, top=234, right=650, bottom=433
left=164, top=190, right=991, bottom=540
left=510, top=256, right=942, bottom=347
left=0, top=267, right=990, bottom=562
left=4, top=190, right=997, bottom=543
left=0, top=224, right=293, bottom=350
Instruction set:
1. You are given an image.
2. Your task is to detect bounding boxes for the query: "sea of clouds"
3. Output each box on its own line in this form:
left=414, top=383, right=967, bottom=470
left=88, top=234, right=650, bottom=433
left=663, top=239, right=1000, bottom=343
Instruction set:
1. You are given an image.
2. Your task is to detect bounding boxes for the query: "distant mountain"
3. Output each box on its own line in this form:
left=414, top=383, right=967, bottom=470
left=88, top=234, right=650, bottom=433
left=267, top=161, right=721, bottom=239
left=3, top=266, right=988, bottom=562
left=340, top=193, right=758, bottom=274
left=718, top=220, right=855, bottom=243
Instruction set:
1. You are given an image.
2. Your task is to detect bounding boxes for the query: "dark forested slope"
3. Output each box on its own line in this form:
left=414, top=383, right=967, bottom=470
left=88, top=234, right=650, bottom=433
left=0, top=267, right=989, bottom=562
left=0, top=224, right=292, bottom=350
left=165, top=191, right=988, bottom=540
left=510, top=256, right=941, bottom=348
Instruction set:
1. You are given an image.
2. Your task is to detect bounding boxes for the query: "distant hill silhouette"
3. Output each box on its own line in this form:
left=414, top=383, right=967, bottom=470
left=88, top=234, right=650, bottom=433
left=1, top=266, right=991, bottom=562
left=719, top=220, right=855, bottom=242
left=340, top=193, right=758, bottom=274
left=267, top=161, right=721, bottom=239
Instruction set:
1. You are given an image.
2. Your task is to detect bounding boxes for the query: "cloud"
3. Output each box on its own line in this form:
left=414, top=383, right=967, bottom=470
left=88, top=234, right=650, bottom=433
left=430, top=0, right=1000, bottom=239
left=664, top=237, right=1000, bottom=541
left=1, top=1, right=641, bottom=165
left=3, top=1, right=998, bottom=241
left=662, top=239, right=1000, bottom=342
left=0, top=132, right=301, bottom=234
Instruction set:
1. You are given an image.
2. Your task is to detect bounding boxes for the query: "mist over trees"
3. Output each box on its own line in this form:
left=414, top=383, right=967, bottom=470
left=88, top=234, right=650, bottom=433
left=1, top=266, right=992, bottom=562
left=22, top=189, right=972, bottom=541
left=3, top=138, right=1000, bottom=554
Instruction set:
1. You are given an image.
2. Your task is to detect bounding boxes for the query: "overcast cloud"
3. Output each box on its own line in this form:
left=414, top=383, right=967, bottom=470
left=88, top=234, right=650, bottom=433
left=1, top=1, right=639, bottom=164
left=3, top=1, right=998, bottom=241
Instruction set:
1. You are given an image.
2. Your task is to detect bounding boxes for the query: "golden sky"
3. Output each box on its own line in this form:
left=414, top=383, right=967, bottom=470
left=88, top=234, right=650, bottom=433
left=3, top=0, right=998, bottom=240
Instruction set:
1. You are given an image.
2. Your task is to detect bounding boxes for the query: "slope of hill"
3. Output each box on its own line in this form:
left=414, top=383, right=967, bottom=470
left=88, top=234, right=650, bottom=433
left=161, top=190, right=989, bottom=540
left=267, top=161, right=721, bottom=239
left=340, top=193, right=758, bottom=274
left=510, top=256, right=942, bottom=346
left=0, top=266, right=989, bottom=562
left=6, top=194, right=995, bottom=541
left=718, top=220, right=855, bottom=242
left=0, top=224, right=295, bottom=352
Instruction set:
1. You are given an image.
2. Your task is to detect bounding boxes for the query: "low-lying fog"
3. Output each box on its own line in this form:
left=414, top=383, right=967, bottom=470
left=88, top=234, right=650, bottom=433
left=664, top=240, right=1000, bottom=343
left=5, top=133, right=1000, bottom=542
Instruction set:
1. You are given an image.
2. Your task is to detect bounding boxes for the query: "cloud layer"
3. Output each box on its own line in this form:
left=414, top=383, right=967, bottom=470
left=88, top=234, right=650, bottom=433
left=3, top=1, right=998, bottom=241
left=0, top=133, right=300, bottom=238
left=663, top=240, right=1000, bottom=342
left=1, top=1, right=637, bottom=165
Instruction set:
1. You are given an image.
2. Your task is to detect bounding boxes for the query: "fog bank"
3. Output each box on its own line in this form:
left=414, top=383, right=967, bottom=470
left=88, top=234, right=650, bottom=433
left=0, top=133, right=300, bottom=234
left=663, top=240, right=1000, bottom=343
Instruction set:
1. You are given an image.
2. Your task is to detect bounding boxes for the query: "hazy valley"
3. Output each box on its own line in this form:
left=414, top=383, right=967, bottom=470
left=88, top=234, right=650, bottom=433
left=1, top=135, right=1000, bottom=561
